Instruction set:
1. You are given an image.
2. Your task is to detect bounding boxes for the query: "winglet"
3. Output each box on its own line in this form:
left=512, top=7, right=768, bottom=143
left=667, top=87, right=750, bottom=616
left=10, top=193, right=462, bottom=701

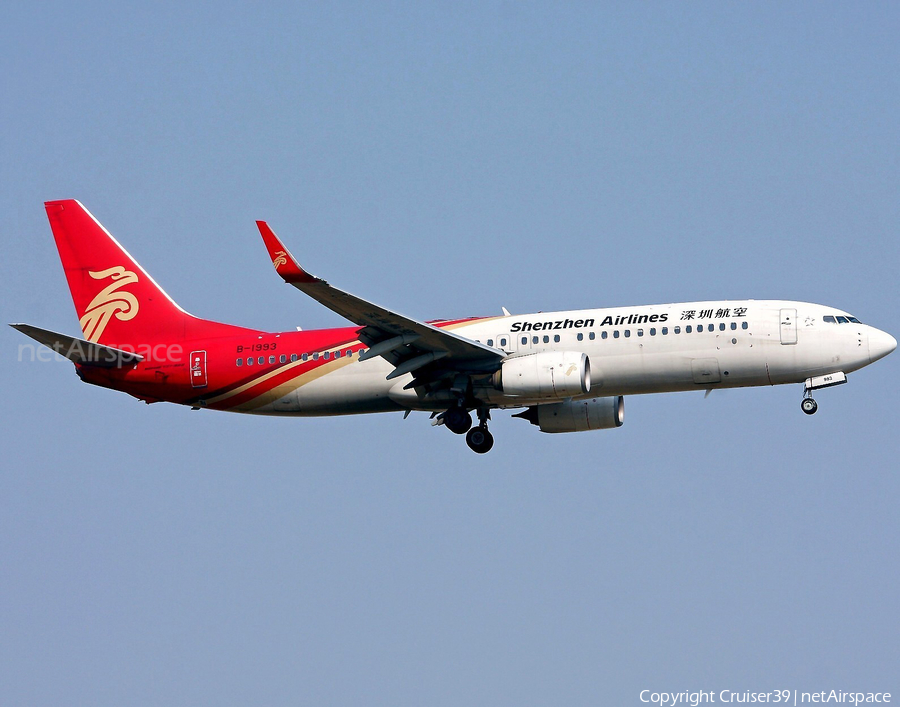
left=256, top=221, right=321, bottom=284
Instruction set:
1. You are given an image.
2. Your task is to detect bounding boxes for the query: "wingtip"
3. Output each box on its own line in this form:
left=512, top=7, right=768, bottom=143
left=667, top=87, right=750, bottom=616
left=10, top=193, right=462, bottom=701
left=255, top=221, right=319, bottom=284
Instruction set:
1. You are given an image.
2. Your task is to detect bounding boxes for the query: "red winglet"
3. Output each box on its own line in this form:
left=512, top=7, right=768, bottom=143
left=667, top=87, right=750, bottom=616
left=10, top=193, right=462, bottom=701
left=256, top=221, right=320, bottom=284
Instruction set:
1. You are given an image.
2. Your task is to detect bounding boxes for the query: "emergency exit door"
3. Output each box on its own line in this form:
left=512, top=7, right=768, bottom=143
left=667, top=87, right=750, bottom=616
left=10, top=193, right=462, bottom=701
left=190, top=350, right=208, bottom=388
left=780, top=308, right=797, bottom=345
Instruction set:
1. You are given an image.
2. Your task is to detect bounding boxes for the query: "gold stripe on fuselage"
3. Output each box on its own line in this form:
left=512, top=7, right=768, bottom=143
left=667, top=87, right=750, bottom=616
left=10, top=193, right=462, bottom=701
left=210, top=317, right=501, bottom=410
left=207, top=344, right=355, bottom=407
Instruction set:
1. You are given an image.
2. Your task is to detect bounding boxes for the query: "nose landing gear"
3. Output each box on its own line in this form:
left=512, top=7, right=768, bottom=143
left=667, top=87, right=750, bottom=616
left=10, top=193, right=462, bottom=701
left=800, top=371, right=847, bottom=416
left=801, top=395, right=818, bottom=415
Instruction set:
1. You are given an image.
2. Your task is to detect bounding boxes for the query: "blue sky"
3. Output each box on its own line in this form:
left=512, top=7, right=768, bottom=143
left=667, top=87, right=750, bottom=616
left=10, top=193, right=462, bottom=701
left=2, top=3, right=898, bottom=705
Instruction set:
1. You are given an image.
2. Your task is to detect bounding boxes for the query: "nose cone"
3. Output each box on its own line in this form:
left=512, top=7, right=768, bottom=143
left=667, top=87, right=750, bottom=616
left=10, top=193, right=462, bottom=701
left=869, top=329, right=898, bottom=364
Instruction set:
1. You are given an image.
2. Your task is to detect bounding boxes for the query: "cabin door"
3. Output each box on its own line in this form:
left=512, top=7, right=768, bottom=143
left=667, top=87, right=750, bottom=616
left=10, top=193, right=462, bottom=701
left=780, top=308, right=798, bottom=345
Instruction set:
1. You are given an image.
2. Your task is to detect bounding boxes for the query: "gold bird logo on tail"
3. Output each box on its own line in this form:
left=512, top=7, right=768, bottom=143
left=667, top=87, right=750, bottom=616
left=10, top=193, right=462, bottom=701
left=78, top=266, right=140, bottom=343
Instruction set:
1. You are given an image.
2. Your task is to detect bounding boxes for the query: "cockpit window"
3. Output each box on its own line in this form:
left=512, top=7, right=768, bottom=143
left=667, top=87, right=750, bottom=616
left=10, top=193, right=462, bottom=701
left=824, top=314, right=863, bottom=324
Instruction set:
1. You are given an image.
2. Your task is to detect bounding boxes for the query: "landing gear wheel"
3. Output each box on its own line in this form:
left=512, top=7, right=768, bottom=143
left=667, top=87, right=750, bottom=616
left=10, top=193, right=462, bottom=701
left=801, top=398, right=818, bottom=415
left=444, top=406, right=473, bottom=435
left=466, top=426, right=494, bottom=454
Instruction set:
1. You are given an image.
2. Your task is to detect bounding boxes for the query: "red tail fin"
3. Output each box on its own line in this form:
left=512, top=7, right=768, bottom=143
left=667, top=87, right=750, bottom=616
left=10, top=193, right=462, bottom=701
left=45, top=200, right=258, bottom=345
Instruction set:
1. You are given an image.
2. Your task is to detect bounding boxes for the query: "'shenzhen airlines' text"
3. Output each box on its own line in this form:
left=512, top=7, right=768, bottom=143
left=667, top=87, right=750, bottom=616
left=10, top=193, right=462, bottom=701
left=510, top=313, right=669, bottom=333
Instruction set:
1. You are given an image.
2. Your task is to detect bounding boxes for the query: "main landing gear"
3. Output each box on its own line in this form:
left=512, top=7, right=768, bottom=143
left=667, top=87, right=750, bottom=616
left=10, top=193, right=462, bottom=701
left=443, top=404, right=473, bottom=435
left=465, top=409, right=494, bottom=454
left=439, top=404, right=494, bottom=453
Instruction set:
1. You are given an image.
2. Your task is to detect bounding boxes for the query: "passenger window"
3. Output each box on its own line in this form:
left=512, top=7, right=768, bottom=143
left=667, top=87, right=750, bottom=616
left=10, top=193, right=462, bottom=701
left=522, top=337, right=528, bottom=346
left=302, top=353, right=308, bottom=361
left=268, top=355, right=276, bottom=364
left=347, top=350, right=353, bottom=357
left=554, top=334, right=560, bottom=343
left=590, top=332, right=597, bottom=340
left=637, top=329, right=643, bottom=337
left=258, top=356, right=265, bottom=365
left=279, top=354, right=286, bottom=363
left=662, top=327, right=668, bottom=335
left=685, top=325, right=692, bottom=333
left=500, top=338, right=507, bottom=347
left=324, top=351, right=330, bottom=360
left=313, top=353, right=319, bottom=360
left=487, top=339, right=494, bottom=347
left=601, top=331, right=607, bottom=340
left=532, top=336, right=539, bottom=345
left=291, top=353, right=298, bottom=362
left=236, top=358, right=243, bottom=366
left=624, top=330, right=631, bottom=338
left=674, top=326, right=681, bottom=334
left=719, top=323, right=726, bottom=331
left=334, top=350, right=341, bottom=358
left=707, top=324, right=714, bottom=332
left=650, top=328, right=656, bottom=336
left=731, top=322, right=737, bottom=330
left=613, top=330, right=620, bottom=339
left=577, top=333, right=583, bottom=341
left=742, top=322, right=748, bottom=330
left=247, top=357, right=254, bottom=366
left=542, top=335, right=549, bottom=343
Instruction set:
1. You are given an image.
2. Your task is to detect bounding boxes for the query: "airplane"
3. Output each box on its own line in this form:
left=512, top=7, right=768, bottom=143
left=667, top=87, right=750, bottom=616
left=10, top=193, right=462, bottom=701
left=12, top=199, right=897, bottom=454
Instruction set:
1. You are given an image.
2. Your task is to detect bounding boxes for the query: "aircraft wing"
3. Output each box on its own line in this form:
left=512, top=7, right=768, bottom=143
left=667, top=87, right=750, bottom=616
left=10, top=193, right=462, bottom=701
left=256, top=221, right=504, bottom=382
left=10, top=323, right=144, bottom=367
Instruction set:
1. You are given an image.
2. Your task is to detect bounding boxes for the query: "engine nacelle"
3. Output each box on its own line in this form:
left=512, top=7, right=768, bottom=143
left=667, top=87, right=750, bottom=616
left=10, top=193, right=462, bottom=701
left=514, top=396, right=624, bottom=433
left=494, top=351, right=590, bottom=399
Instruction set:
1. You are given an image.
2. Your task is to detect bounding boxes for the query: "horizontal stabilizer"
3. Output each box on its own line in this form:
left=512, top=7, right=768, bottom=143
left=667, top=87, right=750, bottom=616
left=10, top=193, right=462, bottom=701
left=10, top=323, right=144, bottom=368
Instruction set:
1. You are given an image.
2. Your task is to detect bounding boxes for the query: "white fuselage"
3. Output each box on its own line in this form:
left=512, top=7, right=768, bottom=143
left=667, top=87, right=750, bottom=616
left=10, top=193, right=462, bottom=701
left=251, top=299, right=892, bottom=415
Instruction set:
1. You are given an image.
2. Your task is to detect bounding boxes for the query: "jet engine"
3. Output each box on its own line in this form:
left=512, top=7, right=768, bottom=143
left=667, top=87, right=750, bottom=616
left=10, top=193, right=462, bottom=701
left=514, top=396, right=624, bottom=433
left=493, top=351, right=590, bottom=399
